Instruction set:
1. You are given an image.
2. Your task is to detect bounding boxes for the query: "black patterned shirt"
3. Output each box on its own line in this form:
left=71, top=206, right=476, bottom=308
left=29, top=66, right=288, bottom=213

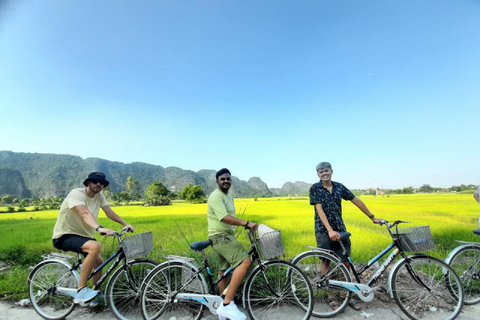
left=309, top=181, right=355, bottom=235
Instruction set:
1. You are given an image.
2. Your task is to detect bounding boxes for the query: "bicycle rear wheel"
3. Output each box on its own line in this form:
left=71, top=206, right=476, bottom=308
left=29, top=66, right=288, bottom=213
left=28, top=260, right=78, bottom=320
left=390, top=255, right=464, bottom=320
left=292, top=250, right=351, bottom=317
left=447, top=245, right=480, bottom=305
left=106, top=258, right=158, bottom=320
left=244, top=260, right=313, bottom=320
left=140, top=261, right=207, bottom=320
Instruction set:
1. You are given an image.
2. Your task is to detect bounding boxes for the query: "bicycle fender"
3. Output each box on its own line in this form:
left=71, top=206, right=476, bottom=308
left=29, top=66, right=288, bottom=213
left=387, top=254, right=430, bottom=298
left=37, top=259, right=80, bottom=281
left=445, top=243, right=480, bottom=265
left=291, top=248, right=341, bottom=265
left=154, top=259, right=208, bottom=291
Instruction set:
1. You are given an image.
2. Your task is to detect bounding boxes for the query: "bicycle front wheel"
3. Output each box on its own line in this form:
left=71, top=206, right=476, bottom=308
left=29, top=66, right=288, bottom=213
left=447, top=245, right=480, bottom=305
left=140, top=261, right=207, bottom=320
left=28, top=260, right=78, bottom=320
left=292, top=250, right=351, bottom=317
left=390, top=255, right=464, bottom=320
left=244, top=260, right=313, bottom=320
left=106, top=258, right=158, bottom=320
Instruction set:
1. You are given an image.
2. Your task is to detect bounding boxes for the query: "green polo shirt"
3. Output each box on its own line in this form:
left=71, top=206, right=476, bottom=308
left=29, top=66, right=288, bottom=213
left=207, top=189, right=236, bottom=237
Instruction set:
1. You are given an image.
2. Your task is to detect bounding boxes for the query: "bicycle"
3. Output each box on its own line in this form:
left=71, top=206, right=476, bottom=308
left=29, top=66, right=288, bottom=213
left=28, top=227, right=157, bottom=320
left=139, top=226, right=314, bottom=320
left=445, top=228, right=480, bottom=305
left=292, top=220, right=464, bottom=320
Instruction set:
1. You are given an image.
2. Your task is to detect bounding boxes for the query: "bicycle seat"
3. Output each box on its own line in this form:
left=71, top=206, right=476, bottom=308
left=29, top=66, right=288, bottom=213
left=473, top=229, right=480, bottom=236
left=339, top=232, right=351, bottom=241
left=190, top=240, right=212, bottom=251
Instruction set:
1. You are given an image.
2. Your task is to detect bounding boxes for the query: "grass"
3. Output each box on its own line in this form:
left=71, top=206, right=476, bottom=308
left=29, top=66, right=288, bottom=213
left=0, top=193, right=478, bottom=300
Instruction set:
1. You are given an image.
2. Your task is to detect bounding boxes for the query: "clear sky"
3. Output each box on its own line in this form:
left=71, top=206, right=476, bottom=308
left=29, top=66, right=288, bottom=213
left=1, top=0, right=479, bottom=189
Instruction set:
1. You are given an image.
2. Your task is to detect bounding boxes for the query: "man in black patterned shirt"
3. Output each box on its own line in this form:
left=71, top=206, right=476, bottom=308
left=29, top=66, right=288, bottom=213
left=309, top=162, right=382, bottom=310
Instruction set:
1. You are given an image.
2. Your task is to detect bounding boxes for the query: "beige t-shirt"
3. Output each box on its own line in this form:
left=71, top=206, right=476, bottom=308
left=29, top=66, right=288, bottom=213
left=207, top=189, right=236, bottom=237
left=52, top=188, right=108, bottom=239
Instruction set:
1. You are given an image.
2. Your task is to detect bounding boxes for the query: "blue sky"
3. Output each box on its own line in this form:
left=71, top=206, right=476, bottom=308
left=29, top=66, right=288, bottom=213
left=1, top=0, right=479, bottom=189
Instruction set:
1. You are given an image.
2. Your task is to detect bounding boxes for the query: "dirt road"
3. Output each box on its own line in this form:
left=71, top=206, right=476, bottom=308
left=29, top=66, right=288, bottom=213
left=0, top=299, right=478, bottom=320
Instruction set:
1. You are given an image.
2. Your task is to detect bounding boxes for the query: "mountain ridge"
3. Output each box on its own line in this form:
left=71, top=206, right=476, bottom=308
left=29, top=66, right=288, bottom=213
left=0, top=151, right=311, bottom=199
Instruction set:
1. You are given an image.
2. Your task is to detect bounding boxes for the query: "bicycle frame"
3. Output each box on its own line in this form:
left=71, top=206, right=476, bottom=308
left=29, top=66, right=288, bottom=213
left=49, top=232, right=132, bottom=298
left=159, top=231, right=273, bottom=316
left=314, top=221, right=431, bottom=302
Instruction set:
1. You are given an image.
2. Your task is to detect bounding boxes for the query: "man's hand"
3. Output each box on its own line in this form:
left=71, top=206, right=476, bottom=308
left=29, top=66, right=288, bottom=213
left=328, top=230, right=340, bottom=241
left=372, top=217, right=383, bottom=225
left=98, top=227, right=115, bottom=236
left=246, top=221, right=258, bottom=230
left=124, top=224, right=135, bottom=232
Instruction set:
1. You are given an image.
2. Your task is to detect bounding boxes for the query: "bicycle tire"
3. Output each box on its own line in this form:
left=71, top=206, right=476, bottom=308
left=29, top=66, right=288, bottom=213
left=390, top=255, right=464, bottom=320
left=106, top=258, right=158, bottom=320
left=28, top=260, right=79, bottom=320
left=243, top=260, right=313, bottom=320
left=292, top=250, right=351, bottom=318
left=140, top=260, right=207, bottom=320
left=446, top=245, right=480, bottom=305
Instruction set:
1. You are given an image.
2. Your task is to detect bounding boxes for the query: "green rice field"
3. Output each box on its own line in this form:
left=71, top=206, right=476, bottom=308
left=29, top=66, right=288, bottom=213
left=0, top=193, right=478, bottom=300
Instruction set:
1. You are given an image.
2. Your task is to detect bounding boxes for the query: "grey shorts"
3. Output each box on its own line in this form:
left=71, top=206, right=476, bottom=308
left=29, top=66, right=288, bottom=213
left=315, top=232, right=351, bottom=258
left=209, top=234, right=249, bottom=271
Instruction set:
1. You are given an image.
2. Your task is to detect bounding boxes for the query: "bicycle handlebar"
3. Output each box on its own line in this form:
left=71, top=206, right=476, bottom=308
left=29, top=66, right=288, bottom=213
left=99, top=226, right=133, bottom=237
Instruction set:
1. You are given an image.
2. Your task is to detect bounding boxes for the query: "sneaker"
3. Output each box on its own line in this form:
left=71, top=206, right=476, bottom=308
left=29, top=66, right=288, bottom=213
left=217, top=301, right=246, bottom=320
left=88, top=293, right=105, bottom=307
left=74, top=287, right=99, bottom=304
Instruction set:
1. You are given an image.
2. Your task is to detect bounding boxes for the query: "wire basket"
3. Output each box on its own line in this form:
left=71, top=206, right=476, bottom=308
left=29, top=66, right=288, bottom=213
left=257, top=230, right=285, bottom=259
left=121, top=232, right=153, bottom=259
left=393, top=226, right=436, bottom=253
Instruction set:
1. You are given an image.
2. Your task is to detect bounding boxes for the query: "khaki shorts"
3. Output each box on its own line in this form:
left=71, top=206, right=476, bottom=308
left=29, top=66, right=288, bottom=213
left=209, top=234, right=249, bottom=271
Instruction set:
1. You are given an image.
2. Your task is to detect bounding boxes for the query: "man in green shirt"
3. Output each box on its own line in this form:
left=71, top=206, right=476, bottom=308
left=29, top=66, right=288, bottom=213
left=208, top=168, right=257, bottom=320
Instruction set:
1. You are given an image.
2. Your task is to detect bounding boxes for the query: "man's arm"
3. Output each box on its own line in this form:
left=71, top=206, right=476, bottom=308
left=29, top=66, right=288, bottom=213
left=221, top=215, right=258, bottom=230
left=351, top=197, right=382, bottom=224
left=73, top=205, right=115, bottom=236
left=102, top=205, right=135, bottom=232
left=315, top=203, right=340, bottom=241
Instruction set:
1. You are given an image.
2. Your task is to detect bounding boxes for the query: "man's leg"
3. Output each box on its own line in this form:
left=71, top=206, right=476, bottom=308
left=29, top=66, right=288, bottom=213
left=217, top=270, right=227, bottom=294
left=223, top=257, right=251, bottom=304
left=78, top=240, right=102, bottom=289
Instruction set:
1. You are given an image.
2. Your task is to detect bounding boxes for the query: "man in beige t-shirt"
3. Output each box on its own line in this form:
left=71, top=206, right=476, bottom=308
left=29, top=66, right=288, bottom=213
left=52, top=172, right=134, bottom=305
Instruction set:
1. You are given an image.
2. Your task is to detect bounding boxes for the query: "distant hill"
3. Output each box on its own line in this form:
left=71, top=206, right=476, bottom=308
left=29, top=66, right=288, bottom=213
left=0, top=151, right=311, bottom=199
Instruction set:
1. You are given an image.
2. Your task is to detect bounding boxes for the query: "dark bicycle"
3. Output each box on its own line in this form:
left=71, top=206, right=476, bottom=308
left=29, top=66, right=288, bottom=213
left=139, top=226, right=314, bottom=320
left=445, top=228, right=480, bottom=305
left=28, top=227, right=157, bottom=320
left=292, top=220, right=464, bottom=320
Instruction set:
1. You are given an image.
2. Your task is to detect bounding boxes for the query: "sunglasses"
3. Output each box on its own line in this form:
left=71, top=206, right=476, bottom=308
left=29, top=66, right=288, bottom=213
left=89, top=179, right=105, bottom=186
left=219, top=177, right=231, bottom=181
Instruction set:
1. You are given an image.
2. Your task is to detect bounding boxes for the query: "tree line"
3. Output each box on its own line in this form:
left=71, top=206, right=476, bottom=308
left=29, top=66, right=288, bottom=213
left=0, top=176, right=206, bottom=213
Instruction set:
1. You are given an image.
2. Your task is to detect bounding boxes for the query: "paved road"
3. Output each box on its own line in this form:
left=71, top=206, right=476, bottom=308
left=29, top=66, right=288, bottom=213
left=1, top=300, right=478, bottom=320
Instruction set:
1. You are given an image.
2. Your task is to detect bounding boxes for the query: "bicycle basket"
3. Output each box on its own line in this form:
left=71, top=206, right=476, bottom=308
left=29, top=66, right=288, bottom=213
left=394, top=226, right=436, bottom=253
left=257, top=230, right=285, bottom=259
left=121, top=232, right=153, bottom=259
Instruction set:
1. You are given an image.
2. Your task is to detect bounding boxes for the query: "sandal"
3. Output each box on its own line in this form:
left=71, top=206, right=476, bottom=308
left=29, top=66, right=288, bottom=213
left=326, top=298, right=340, bottom=310
left=348, top=298, right=361, bottom=310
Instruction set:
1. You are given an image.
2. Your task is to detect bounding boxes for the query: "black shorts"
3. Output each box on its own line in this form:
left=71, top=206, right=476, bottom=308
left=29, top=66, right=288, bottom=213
left=315, top=232, right=351, bottom=258
left=52, top=234, right=96, bottom=255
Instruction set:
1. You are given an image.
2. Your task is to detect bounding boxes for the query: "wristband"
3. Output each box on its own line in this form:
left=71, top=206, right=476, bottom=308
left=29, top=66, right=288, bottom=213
left=369, top=215, right=375, bottom=219
left=245, top=221, right=250, bottom=228
left=95, top=225, right=104, bottom=232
